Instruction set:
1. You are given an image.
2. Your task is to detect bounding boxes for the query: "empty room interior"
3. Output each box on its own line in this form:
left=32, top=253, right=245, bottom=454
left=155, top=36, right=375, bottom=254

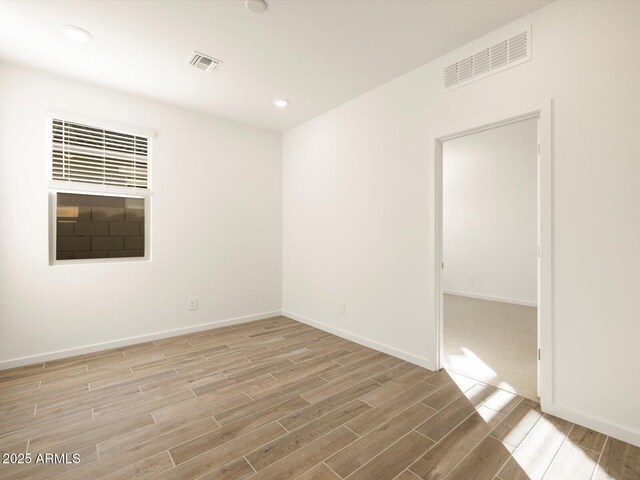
left=442, top=118, right=539, bottom=401
left=0, top=1, right=638, bottom=479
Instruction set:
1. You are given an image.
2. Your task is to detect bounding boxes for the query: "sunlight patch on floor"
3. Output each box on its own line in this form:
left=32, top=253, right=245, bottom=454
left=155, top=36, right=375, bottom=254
left=445, top=346, right=517, bottom=395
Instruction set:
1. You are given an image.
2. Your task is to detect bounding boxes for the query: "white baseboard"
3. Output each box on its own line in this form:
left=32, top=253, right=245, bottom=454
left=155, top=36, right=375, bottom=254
left=443, top=289, right=537, bottom=307
left=282, top=311, right=433, bottom=370
left=544, top=402, right=640, bottom=448
left=0, top=310, right=282, bottom=370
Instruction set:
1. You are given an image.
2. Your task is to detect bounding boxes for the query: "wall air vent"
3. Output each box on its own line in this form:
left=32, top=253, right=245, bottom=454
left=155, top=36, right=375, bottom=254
left=444, top=27, right=530, bottom=90
left=187, top=51, right=222, bottom=73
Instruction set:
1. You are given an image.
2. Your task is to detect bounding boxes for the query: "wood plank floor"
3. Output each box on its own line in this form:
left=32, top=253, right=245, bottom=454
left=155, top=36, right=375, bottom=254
left=0, top=316, right=638, bottom=480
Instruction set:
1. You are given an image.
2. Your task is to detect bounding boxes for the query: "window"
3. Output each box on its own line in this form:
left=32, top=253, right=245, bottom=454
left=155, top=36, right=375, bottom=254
left=52, top=119, right=148, bottom=188
left=49, top=115, right=152, bottom=264
left=56, top=193, right=145, bottom=260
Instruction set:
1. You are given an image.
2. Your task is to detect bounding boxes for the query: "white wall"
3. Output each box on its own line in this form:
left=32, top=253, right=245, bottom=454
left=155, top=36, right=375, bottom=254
left=283, top=1, right=640, bottom=446
left=443, top=119, right=537, bottom=306
left=0, top=64, right=282, bottom=367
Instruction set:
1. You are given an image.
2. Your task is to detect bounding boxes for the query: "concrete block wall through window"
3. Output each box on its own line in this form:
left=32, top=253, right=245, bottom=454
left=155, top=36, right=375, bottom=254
left=56, top=193, right=144, bottom=260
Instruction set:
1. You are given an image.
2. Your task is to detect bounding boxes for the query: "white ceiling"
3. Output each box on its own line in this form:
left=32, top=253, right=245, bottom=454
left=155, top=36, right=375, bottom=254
left=0, top=0, right=551, bottom=132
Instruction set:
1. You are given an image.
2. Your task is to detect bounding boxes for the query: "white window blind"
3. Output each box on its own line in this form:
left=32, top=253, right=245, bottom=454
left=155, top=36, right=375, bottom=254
left=52, top=119, right=149, bottom=189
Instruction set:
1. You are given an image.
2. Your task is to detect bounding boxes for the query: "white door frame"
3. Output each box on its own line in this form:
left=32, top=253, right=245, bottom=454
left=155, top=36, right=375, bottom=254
left=429, top=100, right=553, bottom=410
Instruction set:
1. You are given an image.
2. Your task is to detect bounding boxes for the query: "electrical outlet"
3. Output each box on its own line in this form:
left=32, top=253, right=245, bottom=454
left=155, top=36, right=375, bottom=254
left=339, top=301, right=346, bottom=315
left=188, top=297, right=198, bottom=311
left=467, top=275, right=474, bottom=284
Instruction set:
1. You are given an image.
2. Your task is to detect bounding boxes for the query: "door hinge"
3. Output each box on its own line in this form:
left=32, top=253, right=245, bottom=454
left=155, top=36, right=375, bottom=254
left=442, top=262, right=445, bottom=269
left=537, top=245, right=541, bottom=258
left=538, top=348, right=541, bottom=360
left=537, top=143, right=541, bottom=154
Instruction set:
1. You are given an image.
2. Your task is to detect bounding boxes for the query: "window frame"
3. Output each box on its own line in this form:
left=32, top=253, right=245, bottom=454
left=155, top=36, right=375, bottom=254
left=46, top=112, right=155, bottom=266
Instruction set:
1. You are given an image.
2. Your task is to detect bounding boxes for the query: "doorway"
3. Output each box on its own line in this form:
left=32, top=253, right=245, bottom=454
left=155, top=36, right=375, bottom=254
left=430, top=105, right=552, bottom=407
left=441, top=118, right=538, bottom=399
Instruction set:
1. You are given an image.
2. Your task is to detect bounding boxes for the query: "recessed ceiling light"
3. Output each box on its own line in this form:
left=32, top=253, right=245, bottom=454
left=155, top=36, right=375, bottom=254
left=245, top=0, right=268, bottom=13
left=274, top=99, right=288, bottom=108
left=64, top=25, right=93, bottom=43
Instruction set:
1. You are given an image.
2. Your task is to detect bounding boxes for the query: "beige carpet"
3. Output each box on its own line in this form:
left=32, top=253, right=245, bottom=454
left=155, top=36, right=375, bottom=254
left=443, top=294, right=538, bottom=400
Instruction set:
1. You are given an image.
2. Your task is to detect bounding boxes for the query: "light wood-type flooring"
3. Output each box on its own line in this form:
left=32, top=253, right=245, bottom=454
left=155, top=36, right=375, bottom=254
left=0, top=316, right=638, bottom=480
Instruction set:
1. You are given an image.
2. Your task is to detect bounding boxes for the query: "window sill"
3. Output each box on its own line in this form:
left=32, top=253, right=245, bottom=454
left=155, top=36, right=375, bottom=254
left=50, top=256, right=151, bottom=266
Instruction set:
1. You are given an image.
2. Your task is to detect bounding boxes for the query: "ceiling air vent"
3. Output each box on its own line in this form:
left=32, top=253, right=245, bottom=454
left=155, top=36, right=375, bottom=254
left=444, top=27, right=530, bottom=90
left=187, top=51, right=222, bottom=73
